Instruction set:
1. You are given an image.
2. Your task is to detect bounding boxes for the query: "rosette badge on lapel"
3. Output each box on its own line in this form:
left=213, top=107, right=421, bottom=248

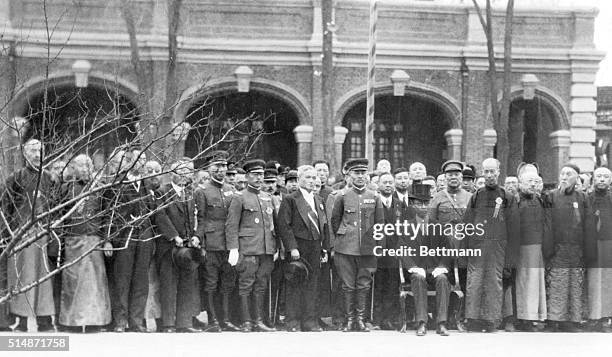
left=493, top=197, right=503, bottom=219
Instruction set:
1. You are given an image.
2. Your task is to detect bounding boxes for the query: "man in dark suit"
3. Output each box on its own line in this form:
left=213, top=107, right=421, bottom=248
left=278, top=165, right=329, bottom=332
left=154, top=159, right=202, bottom=333
left=373, top=171, right=407, bottom=330
left=105, top=147, right=155, bottom=333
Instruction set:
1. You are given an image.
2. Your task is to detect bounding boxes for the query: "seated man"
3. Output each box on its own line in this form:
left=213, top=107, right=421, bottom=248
left=397, top=224, right=452, bottom=336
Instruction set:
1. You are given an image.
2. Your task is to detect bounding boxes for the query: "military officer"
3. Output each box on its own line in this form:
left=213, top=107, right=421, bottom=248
left=194, top=151, right=240, bottom=332
left=226, top=159, right=279, bottom=332
left=426, top=160, right=473, bottom=335
left=330, top=158, right=384, bottom=332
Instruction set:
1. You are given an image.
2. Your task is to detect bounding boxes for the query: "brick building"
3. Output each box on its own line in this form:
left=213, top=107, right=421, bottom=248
left=0, top=0, right=605, bottom=181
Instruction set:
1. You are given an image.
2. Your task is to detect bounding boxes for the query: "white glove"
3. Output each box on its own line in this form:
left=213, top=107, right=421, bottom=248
left=432, top=267, right=448, bottom=278
left=228, top=249, right=239, bottom=266
left=408, top=267, right=426, bottom=278
left=173, top=236, right=184, bottom=247
left=321, top=250, right=328, bottom=263
left=190, top=236, right=200, bottom=248
left=290, top=249, right=300, bottom=260
left=273, top=250, right=279, bottom=262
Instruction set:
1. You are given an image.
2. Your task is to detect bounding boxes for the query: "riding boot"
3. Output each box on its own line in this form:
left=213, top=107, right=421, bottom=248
left=239, top=295, right=252, bottom=332
left=354, top=289, right=370, bottom=332
left=341, top=291, right=355, bottom=332
left=252, top=294, right=275, bottom=332
left=203, top=292, right=221, bottom=332
left=221, top=293, right=240, bottom=331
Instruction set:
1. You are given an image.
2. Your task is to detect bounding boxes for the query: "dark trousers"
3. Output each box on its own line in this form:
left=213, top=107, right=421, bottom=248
left=236, top=254, right=274, bottom=297
left=286, top=239, right=321, bottom=328
left=334, top=253, right=376, bottom=292
left=410, top=273, right=451, bottom=323
left=112, top=238, right=154, bottom=328
left=203, top=251, right=236, bottom=294
left=158, top=250, right=197, bottom=329
left=373, top=258, right=399, bottom=325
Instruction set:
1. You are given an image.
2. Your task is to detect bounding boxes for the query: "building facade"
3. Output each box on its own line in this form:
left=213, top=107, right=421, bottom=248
left=0, top=0, right=604, bottom=181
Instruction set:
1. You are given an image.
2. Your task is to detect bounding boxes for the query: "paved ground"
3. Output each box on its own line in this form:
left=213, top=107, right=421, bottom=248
left=1, top=330, right=611, bottom=357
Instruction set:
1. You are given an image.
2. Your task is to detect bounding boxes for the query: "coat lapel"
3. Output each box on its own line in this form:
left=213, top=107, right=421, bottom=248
left=295, top=190, right=314, bottom=229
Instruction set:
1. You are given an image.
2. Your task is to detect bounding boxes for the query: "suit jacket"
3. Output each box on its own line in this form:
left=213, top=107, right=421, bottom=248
left=102, top=174, right=155, bottom=247
left=277, top=189, right=329, bottom=253
left=154, top=183, right=197, bottom=260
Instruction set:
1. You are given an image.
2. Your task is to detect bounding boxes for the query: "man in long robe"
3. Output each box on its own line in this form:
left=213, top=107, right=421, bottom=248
left=463, top=158, right=520, bottom=332
left=515, top=170, right=551, bottom=331
left=1, top=139, right=56, bottom=332
left=586, top=167, right=612, bottom=332
left=544, top=162, right=593, bottom=332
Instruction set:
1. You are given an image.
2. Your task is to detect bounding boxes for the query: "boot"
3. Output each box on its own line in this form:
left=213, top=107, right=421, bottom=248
left=203, top=292, right=221, bottom=332
left=239, top=295, right=252, bottom=333
left=354, top=290, right=370, bottom=332
left=221, top=293, right=241, bottom=331
left=341, top=291, right=355, bottom=332
left=252, top=294, right=275, bottom=332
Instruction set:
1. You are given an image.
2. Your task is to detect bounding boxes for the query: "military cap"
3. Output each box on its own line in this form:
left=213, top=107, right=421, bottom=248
left=441, top=160, right=464, bottom=173
left=226, top=161, right=237, bottom=175
left=243, top=159, right=265, bottom=173
left=264, top=168, right=278, bottom=182
left=278, top=165, right=290, bottom=176
left=561, top=162, right=580, bottom=175
left=283, top=257, right=312, bottom=285
left=235, top=168, right=246, bottom=175
left=265, top=160, right=280, bottom=170
left=205, top=150, right=229, bottom=166
left=393, top=167, right=409, bottom=175
left=285, top=170, right=298, bottom=181
left=462, top=166, right=475, bottom=179
left=344, top=158, right=369, bottom=172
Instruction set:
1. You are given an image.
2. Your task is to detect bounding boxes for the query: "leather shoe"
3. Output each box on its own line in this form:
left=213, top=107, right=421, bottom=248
left=416, top=321, right=427, bottom=336
left=127, top=325, right=148, bottom=333
left=113, top=326, right=126, bottom=333
left=221, top=321, right=241, bottom=332
left=161, top=327, right=175, bottom=333
left=456, top=321, right=467, bottom=333
left=176, top=327, right=202, bottom=333
left=203, top=323, right=222, bottom=333
left=287, top=326, right=299, bottom=332
left=504, top=321, right=516, bottom=332
left=302, top=323, right=322, bottom=332
left=436, top=323, right=449, bottom=336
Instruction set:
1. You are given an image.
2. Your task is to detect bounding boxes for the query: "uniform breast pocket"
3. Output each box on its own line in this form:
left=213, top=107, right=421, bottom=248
left=343, top=206, right=358, bottom=225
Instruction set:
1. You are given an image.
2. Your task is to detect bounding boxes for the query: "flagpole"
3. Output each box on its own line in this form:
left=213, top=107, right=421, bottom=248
left=365, top=0, right=377, bottom=170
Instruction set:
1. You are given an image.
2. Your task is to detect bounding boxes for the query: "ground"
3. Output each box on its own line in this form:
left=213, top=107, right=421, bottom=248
left=1, top=330, right=611, bottom=357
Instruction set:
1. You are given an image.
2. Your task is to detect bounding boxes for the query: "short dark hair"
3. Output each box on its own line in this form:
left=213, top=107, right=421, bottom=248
left=312, top=160, right=330, bottom=169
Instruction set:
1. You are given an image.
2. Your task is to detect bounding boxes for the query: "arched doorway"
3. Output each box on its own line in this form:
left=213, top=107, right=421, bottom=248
left=184, top=91, right=299, bottom=168
left=14, top=76, right=139, bottom=171
left=506, top=89, right=569, bottom=182
left=341, top=94, right=454, bottom=173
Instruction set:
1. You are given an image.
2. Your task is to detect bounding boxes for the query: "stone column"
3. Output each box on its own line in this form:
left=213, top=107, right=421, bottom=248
left=568, top=72, right=597, bottom=172
left=293, top=125, right=314, bottom=166
left=483, top=129, right=497, bottom=159
left=444, top=129, right=463, bottom=161
left=549, top=130, right=571, bottom=178
left=334, top=126, right=348, bottom=171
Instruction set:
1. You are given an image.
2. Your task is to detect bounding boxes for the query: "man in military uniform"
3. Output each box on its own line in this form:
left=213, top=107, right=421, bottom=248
left=427, top=160, right=473, bottom=335
left=226, top=159, right=279, bottom=332
left=331, top=158, right=384, bottom=332
left=194, top=151, right=240, bottom=332
left=463, top=158, right=520, bottom=332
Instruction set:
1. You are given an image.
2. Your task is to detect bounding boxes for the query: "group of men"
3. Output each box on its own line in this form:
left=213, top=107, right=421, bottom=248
left=1, top=139, right=612, bottom=336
